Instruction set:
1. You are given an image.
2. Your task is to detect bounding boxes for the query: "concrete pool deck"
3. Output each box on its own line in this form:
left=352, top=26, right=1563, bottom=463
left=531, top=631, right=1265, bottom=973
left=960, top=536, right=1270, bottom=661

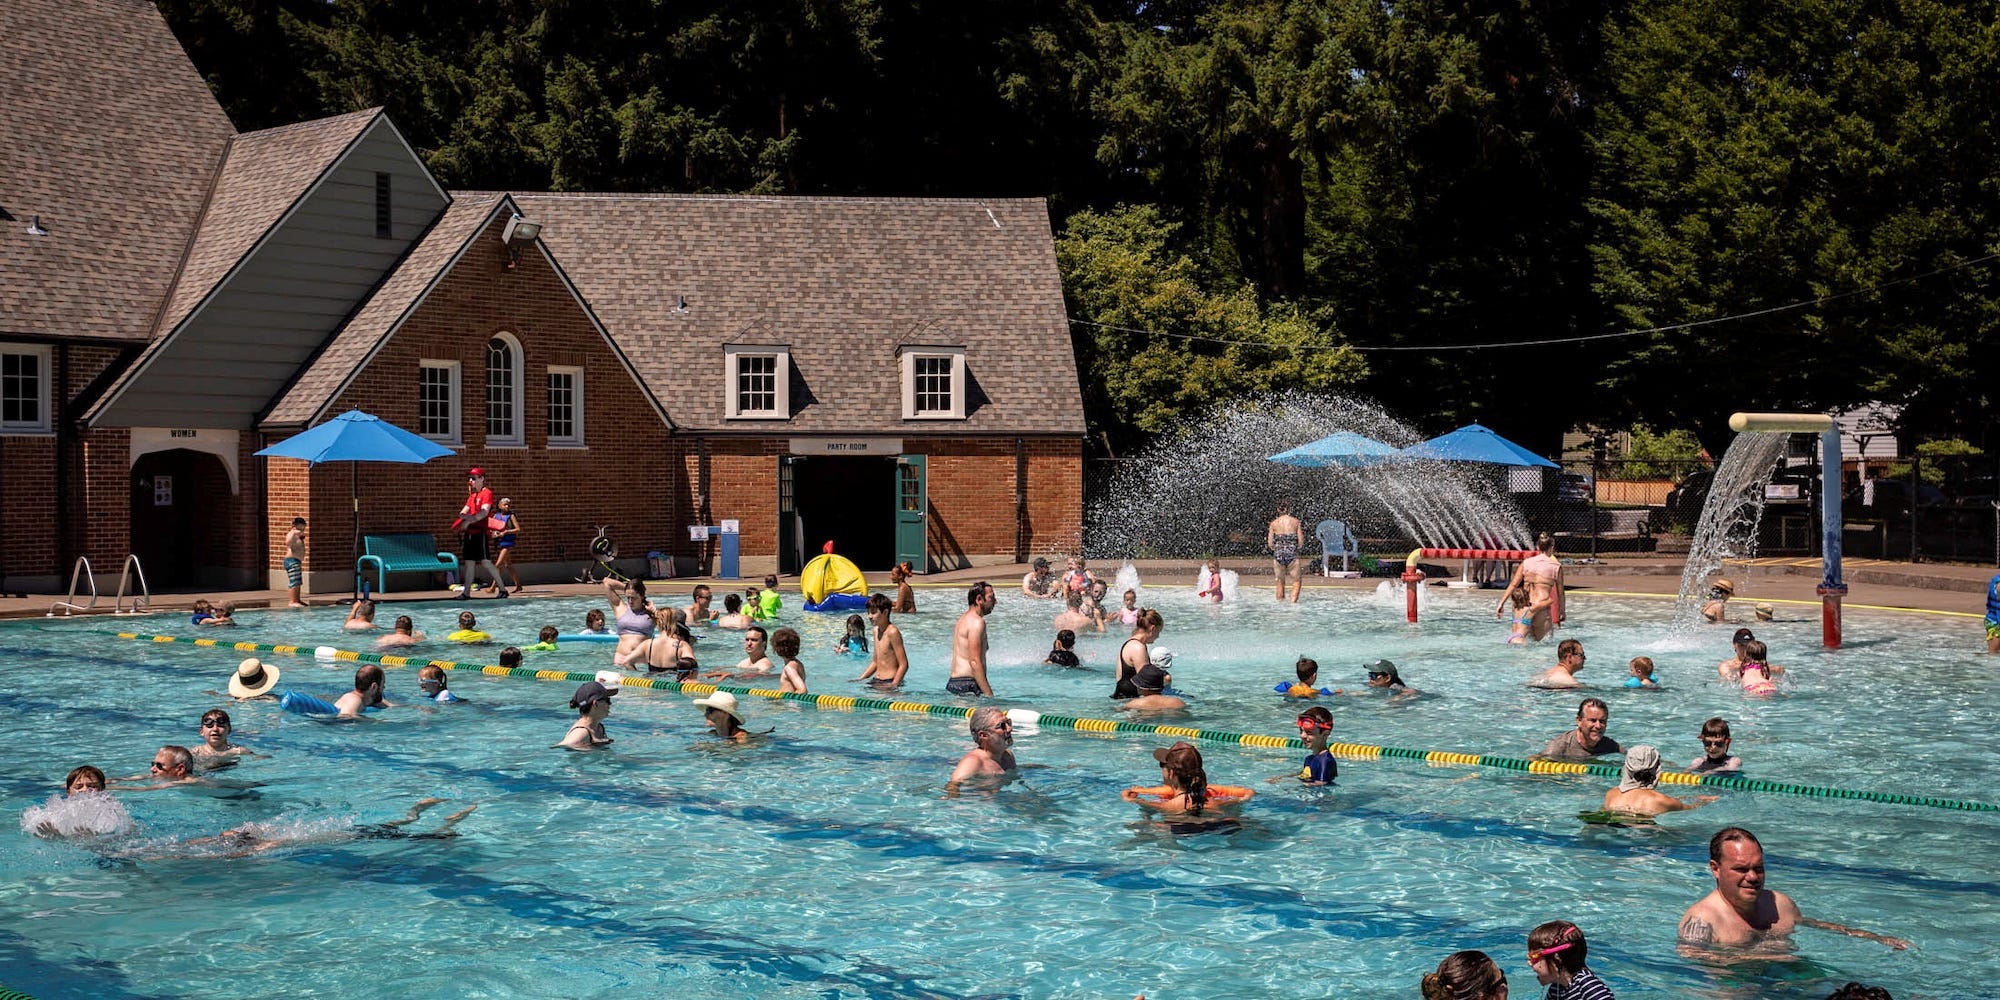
left=6, top=555, right=1993, bottom=622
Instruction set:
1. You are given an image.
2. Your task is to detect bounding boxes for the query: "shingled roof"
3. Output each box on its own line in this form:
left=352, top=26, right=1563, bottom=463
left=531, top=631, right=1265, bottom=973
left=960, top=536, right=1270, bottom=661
left=0, top=0, right=235, bottom=341
left=506, top=193, right=1085, bottom=436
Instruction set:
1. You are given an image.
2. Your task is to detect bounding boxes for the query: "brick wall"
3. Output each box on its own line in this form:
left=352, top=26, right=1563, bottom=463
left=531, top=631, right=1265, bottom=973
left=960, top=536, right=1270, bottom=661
left=274, top=213, right=682, bottom=592
left=1, top=344, right=127, bottom=587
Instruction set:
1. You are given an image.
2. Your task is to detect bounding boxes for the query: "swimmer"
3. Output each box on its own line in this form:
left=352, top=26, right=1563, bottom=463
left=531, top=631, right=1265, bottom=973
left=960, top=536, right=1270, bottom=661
left=334, top=664, right=395, bottom=718
left=890, top=561, right=917, bottom=613
left=707, top=625, right=773, bottom=679
left=1115, top=588, right=1140, bottom=627
left=715, top=592, right=754, bottom=630
left=1123, top=741, right=1251, bottom=816
left=582, top=607, right=610, bottom=635
left=628, top=608, right=696, bottom=677
left=1701, top=577, right=1735, bottom=623
left=225, top=657, right=280, bottom=700
left=117, top=745, right=199, bottom=789
left=1114, top=609, right=1162, bottom=700
left=1689, top=717, right=1742, bottom=773
left=1986, top=570, right=2000, bottom=653
left=756, top=574, right=782, bottom=619
left=1080, top=580, right=1110, bottom=631
left=1524, top=921, right=1616, bottom=1000
left=772, top=627, right=808, bottom=694
left=523, top=625, right=561, bottom=652
left=683, top=585, right=717, bottom=626
left=190, top=599, right=236, bottom=627
left=1277, top=656, right=1333, bottom=698
left=375, top=614, right=425, bottom=648
left=1736, top=639, right=1783, bottom=696
left=190, top=708, right=251, bottom=763
left=1528, top=639, right=1588, bottom=689
left=1061, top=556, right=1094, bottom=597
left=556, top=678, right=617, bottom=750
left=1679, top=827, right=1909, bottom=952
left=22, top=766, right=133, bottom=840
left=946, top=583, right=996, bottom=698
left=1196, top=559, right=1224, bottom=602
left=1497, top=532, right=1564, bottom=639
left=1541, top=698, right=1621, bottom=761
left=344, top=600, right=379, bottom=630
left=417, top=664, right=464, bottom=703
left=835, top=614, right=869, bottom=655
left=1625, top=655, right=1660, bottom=689
left=1333, top=659, right=1418, bottom=699
left=1267, top=500, right=1304, bottom=603
left=1504, top=586, right=1533, bottom=645
left=1600, top=745, right=1715, bottom=817
left=1420, top=951, right=1507, bottom=1000
left=1053, top=589, right=1094, bottom=633
left=128, top=799, right=477, bottom=860
left=854, top=594, right=910, bottom=689
left=693, top=690, right=756, bottom=743
left=947, top=706, right=1018, bottom=791
left=1120, top=665, right=1185, bottom=712
left=65, top=766, right=107, bottom=795
left=1270, top=706, right=1337, bottom=786
left=1021, top=557, right=1058, bottom=599
left=1717, top=627, right=1755, bottom=681
left=447, top=610, right=492, bottom=644
left=602, top=574, right=656, bottom=618
left=1044, top=628, right=1080, bottom=667
left=609, top=591, right=656, bottom=661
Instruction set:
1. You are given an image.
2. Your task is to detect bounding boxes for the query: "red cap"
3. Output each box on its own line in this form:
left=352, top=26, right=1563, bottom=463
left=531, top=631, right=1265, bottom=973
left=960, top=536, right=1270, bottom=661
left=468, top=467, right=485, bottom=478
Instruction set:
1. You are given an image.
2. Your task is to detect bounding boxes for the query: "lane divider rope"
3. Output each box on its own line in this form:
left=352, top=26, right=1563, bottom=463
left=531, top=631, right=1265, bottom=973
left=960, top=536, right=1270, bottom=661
left=115, top=631, right=1999, bottom=813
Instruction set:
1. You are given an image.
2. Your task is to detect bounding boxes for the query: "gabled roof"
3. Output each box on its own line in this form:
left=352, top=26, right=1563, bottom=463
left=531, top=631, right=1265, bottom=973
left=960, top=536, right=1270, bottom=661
left=0, top=0, right=235, bottom=341
left=154, top=109, right=385, bottom=339
left=262, top=193, right=671, bottom=432
left=504, top=194, right=1086, bottom=436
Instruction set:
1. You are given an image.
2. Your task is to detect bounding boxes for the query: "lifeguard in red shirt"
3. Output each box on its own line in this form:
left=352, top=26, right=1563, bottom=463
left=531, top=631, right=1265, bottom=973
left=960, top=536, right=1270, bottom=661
left=454, top=468, right=502, bottom=599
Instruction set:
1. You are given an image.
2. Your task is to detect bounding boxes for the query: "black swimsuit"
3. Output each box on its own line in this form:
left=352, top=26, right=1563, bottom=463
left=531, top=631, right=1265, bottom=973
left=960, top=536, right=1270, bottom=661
left=1113, top=639, right=1143, bottom=699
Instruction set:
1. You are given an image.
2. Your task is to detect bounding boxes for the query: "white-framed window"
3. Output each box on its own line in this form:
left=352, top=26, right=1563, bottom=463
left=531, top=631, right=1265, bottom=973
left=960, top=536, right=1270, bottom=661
left=0, top=344, right=52, bottom=434
left=418, top=359, right=460, bottom=443
left=899, top=347, right=966, bottom=419
left=485, top=332, right=524, bottom=446
left=724, top=345, right=790, bottom=419
left=547, top=365, right=584, bottom=447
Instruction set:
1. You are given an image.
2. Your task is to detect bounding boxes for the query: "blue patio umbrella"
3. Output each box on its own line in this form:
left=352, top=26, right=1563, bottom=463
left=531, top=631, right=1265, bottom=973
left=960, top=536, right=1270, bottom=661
left=1267, top=430, right=1402, bottom=468
left=1400, top=423, right=1557, bottom=468
left=256, top=410, right=457, bottom=599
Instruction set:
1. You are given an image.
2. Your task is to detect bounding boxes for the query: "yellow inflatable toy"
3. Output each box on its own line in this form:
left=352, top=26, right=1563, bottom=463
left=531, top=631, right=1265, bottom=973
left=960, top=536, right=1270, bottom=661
left=800, top=543, right=869, bottom=610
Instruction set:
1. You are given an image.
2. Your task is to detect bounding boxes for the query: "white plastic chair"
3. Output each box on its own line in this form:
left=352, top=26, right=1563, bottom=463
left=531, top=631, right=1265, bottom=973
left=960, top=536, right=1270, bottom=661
left=1316, top=519, right=1360, bottom=576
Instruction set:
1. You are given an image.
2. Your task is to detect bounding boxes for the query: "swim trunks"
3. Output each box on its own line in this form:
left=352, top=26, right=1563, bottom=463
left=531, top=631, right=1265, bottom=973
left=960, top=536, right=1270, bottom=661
left=867, top=676, right=899, bottom=689
left=945, top=676, right=982, bottom=696
left=461, top=531, right=489, bottom=561
left=283, top=557, right=302, bottom=588
left=1989, top=620, right=2000, bottom=641
left=1272, top=532, right=1299, bottom=567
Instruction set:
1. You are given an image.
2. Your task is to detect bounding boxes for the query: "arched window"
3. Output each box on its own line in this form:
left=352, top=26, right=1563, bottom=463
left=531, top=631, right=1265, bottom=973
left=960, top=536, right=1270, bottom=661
left=485, top=333, right=524, bottom=445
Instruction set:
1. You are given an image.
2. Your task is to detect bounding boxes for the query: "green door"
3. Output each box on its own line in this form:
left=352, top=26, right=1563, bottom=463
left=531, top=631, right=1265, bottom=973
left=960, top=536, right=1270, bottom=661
left=895, top=455, right=926, bottom=571
left=777, top=456, right=801, bottom=575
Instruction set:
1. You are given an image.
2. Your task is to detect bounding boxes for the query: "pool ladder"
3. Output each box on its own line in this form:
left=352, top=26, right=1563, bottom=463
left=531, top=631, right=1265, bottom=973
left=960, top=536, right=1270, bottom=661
left=47, top=554, right=151, bottom=616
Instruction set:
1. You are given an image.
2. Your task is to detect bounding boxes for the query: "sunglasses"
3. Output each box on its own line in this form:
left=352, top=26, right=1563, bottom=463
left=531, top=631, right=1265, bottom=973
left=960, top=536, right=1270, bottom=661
left=149, top=761, right=170, bottom=771
left=1701, top=737, right=1730, bottom=747
left=200, top=720, right=229, bottom=729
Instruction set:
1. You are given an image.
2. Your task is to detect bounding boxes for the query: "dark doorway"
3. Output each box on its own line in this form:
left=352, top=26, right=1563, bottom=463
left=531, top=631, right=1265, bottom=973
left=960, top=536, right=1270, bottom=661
left=131, top=449, right=231, bottom=588
left=789, top=456, right=897, bottom=571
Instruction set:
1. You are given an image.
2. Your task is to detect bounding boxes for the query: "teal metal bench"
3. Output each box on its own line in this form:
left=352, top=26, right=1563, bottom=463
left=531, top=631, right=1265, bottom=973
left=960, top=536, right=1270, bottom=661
left=357, top=534, right=460, bottom=594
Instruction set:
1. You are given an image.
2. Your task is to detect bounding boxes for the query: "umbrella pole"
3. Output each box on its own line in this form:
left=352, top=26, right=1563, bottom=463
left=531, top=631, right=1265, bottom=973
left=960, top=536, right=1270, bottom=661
left=350, top=462, right=360, bottom=605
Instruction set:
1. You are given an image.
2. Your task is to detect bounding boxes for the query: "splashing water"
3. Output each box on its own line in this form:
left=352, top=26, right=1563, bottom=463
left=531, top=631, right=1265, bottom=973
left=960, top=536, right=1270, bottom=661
left=1194, top=565, right=1240, bottom=601
left=1673, top=431, right=1792, bottom=624
left=19, top=792, right=135, bottom=839
left=1111, top=562, right=1144, bottom=606
left=1085, top=391, right=1531, bottom=560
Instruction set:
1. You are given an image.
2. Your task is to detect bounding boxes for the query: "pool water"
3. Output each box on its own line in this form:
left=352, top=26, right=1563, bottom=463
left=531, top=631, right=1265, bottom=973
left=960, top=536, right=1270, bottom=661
left=2, top=581, right=1992, bottom=999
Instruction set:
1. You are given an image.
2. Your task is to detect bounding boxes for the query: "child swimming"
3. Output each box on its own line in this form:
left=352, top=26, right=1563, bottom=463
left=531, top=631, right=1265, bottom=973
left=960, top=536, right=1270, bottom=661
left=835, top=614, right=869, bottom=654
left=1624, top=656, right=1660, bottom=689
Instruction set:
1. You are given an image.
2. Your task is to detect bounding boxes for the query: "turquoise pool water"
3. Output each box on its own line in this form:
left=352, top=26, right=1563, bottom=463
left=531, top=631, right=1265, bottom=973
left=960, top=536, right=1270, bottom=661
left=2, top=582, right=1992, bottom=998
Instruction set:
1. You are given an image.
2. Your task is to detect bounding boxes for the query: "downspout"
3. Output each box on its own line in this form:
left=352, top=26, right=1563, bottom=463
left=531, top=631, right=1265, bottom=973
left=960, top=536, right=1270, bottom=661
left=1015, top=437, right=1028, bottom=563
left=54, top=343, right=72, bottom=575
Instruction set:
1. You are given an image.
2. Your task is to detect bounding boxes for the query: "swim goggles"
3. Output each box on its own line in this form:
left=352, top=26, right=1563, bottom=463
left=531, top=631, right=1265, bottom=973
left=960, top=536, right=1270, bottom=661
left=1295, top=718, right=1332, bottom=732
left=1527, top=941, right=1574, bottom=962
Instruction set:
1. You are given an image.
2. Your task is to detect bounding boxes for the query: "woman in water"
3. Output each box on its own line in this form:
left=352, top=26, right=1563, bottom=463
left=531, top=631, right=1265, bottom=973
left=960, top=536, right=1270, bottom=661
left=890, top=561, right=917, bottom=613
left=1114, top=609, right=1162, bottom=700
left=1122, top=741, right=1251, bottom=817
left=1266, top=500, right=1304, bottom=603
left=556, top=679, right=617, bottom=750
left=1496, top=532, right=1563, bottom=641
left=1420, top=951, right=1508, bottom=1000
left=1736, top=639, right=1783, bottom=696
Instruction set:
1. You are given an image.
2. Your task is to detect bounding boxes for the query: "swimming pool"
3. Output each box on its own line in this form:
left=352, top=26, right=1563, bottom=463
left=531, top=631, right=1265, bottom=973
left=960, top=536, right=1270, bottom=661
left=2, top=581, right=1991, bottom=998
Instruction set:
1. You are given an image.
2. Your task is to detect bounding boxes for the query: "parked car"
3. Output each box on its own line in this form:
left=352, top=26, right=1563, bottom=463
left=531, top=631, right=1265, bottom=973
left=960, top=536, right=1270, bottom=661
left=1662, top=465, right=1818, bottom=529
left=1844, top=478, right=1946, bottom=516
left=1557, top=472, right=1594, bottom=504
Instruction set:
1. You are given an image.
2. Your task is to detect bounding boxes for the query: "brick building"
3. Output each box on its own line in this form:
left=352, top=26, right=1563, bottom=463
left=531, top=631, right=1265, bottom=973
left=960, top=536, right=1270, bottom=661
left=0, top=0, right=1083, bottom=594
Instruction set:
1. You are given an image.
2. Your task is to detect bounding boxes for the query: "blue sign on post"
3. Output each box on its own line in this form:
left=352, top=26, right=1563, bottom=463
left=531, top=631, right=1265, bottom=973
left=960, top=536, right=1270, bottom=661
left=718, top=519, right=740, bottom=580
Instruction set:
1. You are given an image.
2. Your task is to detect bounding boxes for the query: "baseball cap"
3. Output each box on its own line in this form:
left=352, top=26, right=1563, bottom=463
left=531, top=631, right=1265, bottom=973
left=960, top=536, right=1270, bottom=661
left=467, top=467, right=486, bottom=478
left=569, top=680, right=616, bottom=710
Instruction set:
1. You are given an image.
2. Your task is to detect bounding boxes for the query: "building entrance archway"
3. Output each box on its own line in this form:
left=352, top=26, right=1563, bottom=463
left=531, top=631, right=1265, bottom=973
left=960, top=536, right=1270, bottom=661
left=130, top=448, right=234, bottom=588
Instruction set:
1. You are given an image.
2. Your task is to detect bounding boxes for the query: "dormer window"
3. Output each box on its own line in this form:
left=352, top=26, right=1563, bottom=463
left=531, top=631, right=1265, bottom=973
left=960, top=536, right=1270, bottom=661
left=725, top=344, right=790, bottom=419
left=900, top=346, right=966, bottom=420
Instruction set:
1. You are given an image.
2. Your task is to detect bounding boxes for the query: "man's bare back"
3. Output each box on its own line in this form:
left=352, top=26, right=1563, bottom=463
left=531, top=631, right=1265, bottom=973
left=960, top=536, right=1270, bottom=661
left=951, top=607, right=990, bottom=694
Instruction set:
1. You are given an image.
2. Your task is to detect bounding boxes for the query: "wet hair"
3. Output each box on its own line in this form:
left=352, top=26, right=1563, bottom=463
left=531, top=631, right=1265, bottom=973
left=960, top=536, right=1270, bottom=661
left=770, top=627, right=801, bottom=659
left=1134, top=608, right=1163, bottom=634
left=692, top=585, right=711, bottom=600
left=867, top=592, right=893, bottom=614
left=724, top=593, right=743, bottom=613
left=418, top=665, right=446, bottom=684
left=354, top=663, right=386, bottom=694
left=193, top=599, right=213, bottom=612
left=353, top=600, right=376, bottom=619
left=764, top=574, right=778, bottom=588
left=539, top=625, right=559, bottom=643
left=66, top=765, right=107, bottom=793
left=1557, top=638, right=1584, bottom=660
left=967, top=582, right=994, bottom=606
left=1298, top=705, right=1333, bottom=729
left=1576, top=697, right=1609, bottom=720
left=1159, top=744, right=1210, bottom=815
left=1510, top=587, right=1530, bottom=609
left=1066, top=590, right=1084, bottom=610
left=1709, top=826, right=1761, bottom=864
left=969, top=706, right=1007, bottom=736
left=1123, top=589, right=1136, bottom=601
left=1825, top=984, right=1893, bottom=1000
left=844, top=614, right=866, bottom=636
left=1527, top=920, right=1588, bottom=975
left=584, top=608, right=606, bottom=628
left=1421, top=950, right=1504, bottom=1000
left=1740, top=639, right=1768, bottom=664
left=394, top=615, right=414, bottom=633
left=1295, top=656, right=1319, bottom=683
left=157, top=745, right=194, bottom=774
left=458, top=610, right=477, bottom=628
left=1701, top=717, right=1732, bottom=740
left=1054, top=628, right=1076, bottom=649
left=1629, top=656, right=1654, bottom=678
left=745, top=625, right=767, bottom=644
left=499, top=646, right=523, bottom=668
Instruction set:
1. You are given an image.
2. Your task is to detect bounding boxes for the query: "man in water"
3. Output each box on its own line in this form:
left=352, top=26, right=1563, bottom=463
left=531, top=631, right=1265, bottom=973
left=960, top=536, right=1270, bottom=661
left=1678, top=827, right=1908, bottom=951
left=948, top=582, right=996, bottom=696
left=947, top=706, right=1018, bottom=789
left=127, top=799, right=477, bottom=860
left=1119, top=665, right=1185, bottom=712
left=1266, top=500, right=1304, bottom=603
left=1496, top=532, right=1563, bottom=640
left=335, top=664, right=395, bottom=717
left=122, top=745, right=200, bottom=789
left=856, top=593, right=909, bottom=689
left=1985, top=570, right=1999, bottom=653
left=1541, top=698, right=1620, bottom=760
left=736, top=626, right=774, bottom=674
left=1528, top=639, right=1589, bottom=688
left=375, top=615, right=425, bottom=648
left=685, top=584, right=718, bottom=625
left=1021, top=558, right=1057, bottom=599
left=1599, top=744, right=1714, bottom=817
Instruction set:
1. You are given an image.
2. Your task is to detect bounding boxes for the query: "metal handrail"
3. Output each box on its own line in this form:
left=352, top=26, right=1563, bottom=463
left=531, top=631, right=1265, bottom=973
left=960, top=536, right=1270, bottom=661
left=48, top=557, right=96, bottom=616
left=114, top=554, right=151, bottom=614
